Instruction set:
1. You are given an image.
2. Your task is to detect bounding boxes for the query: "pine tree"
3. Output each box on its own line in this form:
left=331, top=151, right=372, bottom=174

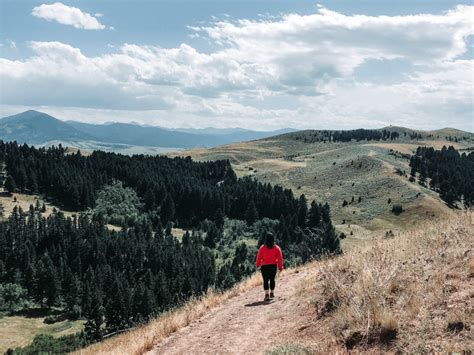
left=132, top=283, right=155, bottom=322
left=84, top=285, right=104, bottom=341
left=144, top=189, right=156, bottom=211
left=245, top=200, right=258, bottom=226
left=160, top=194, right=175, bottom=224
left=308, top=201, right=321, bottom=228
left=213, top=208, right=225, bottom=229
left=63, top=268, right=80, bottom=313
left=24, top=263, right=36, bottom=297
left=418, top=165, right=427, bottom=186
left=297, top=194, right=308, bottom=227
left=321, top=203, right=332, bottom=225
left=105, top=276, right=127, bottom=332
left=204, top=222, right=219, bottom=248
left=42, top=255, right=60, bottom=308
left=5, top=175, right=16, bottom=193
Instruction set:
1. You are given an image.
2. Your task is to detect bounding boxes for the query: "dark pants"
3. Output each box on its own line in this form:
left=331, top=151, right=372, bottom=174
left=261, top=264, right=277, bottom=291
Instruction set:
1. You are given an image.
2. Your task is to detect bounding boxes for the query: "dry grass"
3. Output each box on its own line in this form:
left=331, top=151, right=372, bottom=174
left=0, top=191, right=122, bottom=232
left=0, top=191, right=75, bottom=219
left=77, top=273, right=263, bottom=355
left=0, top=316, right=83, bottom=353
left=310, top=211, right=473, bottom=352
left=78, top=212, right=472, bottom=354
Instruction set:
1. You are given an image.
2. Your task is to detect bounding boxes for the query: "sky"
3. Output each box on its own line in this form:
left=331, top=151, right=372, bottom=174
left=0, top=0, right=473, bottom=131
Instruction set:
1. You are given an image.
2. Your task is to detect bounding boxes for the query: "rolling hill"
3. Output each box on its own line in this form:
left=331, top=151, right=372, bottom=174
left=0, top=110, right=295, bottom=150
left=168, top=127, right=473, bottom=243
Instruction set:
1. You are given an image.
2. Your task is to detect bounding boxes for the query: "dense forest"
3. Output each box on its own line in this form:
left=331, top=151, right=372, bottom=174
left=1, top=141, right=301, bottom=226
left=292, top=129, right=402, bottom=143
left=409, top=146, right=474, bottom=207
left=0, top=141, right=340, bottom=352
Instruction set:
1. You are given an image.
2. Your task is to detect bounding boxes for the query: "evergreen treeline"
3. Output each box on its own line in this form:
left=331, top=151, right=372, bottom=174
left=409, top=146, right=474, bottom=207
left=1, top=141, right=300, bottom=227
left=0, top=206, right=215, bottom=340
left=293, top=129, right=400, bottom=143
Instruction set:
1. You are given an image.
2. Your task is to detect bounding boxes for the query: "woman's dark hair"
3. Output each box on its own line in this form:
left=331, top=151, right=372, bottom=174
left=264, top=232, right=275, bottom=248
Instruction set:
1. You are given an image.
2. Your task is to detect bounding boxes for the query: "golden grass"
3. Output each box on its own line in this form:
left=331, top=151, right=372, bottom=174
left=0, top=191, right=122, bottom=232
left=0, top=316, right=83, bottom=353
left=310, top=211, right=473, bottom=352
left=0, top=191, right=75, bottom=219
left=77, top=273, right=263, bottom=355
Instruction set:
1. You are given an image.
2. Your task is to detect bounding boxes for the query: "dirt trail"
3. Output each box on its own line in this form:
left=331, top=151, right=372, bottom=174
left=147, top=270, right=314, bottom=355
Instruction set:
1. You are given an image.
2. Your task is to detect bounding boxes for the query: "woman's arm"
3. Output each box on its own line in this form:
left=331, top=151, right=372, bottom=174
left=255, top=247, right=263, bottom=268
left=277, top=247, right=283, bottom=271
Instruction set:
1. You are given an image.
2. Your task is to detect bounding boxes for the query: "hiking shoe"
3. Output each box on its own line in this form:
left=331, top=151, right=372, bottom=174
left=264, top=295, right=270, bottom=302
left=269, top=292, right=274, bottom=299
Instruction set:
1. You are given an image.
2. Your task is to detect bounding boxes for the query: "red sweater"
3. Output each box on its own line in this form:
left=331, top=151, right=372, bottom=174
left=256, top=245, right=283, bottom=271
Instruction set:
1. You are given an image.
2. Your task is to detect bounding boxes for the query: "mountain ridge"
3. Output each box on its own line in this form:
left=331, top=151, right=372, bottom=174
left=0, top=110, right=92, bottom=144
left=0, top=110, right=296, bottom=149
left=1, top=110, right=471, bottom=152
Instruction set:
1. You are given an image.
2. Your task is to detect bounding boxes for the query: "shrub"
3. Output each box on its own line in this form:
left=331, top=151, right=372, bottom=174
left=0, top=283, right=29, bottom=312
left=93, top=182, right=142, bottom=225
left=10, top=333, right=88, bottom=354
left=391, top=205, right=403, bottom=215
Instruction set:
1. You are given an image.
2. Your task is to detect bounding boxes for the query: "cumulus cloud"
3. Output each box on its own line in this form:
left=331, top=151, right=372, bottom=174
left=1, top=5, right=473, bottom=130
left=0, top=41, right=172, bottom=110
left=32, top=2, right=106, bottom=30
left=191, top=5, right=473, bottom=91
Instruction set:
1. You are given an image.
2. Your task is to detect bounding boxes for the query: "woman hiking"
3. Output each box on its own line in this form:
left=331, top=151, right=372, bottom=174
left=255, top=232, right=283, bottom=302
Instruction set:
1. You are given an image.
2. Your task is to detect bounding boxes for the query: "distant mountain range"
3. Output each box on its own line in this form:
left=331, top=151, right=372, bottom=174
left=0, top=110, right=296, bottom=150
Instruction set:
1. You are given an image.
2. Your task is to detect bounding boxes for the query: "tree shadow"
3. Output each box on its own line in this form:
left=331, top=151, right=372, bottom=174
left=244, top=300, right=272, bottom=307
left=11, top=307, right=61, bottom=318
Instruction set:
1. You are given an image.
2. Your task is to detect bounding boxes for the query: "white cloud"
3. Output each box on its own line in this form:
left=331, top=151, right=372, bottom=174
left=0, top=41, right=172, bottom=110
left=1, top=5, right=473, bottom=130
left=32, top=2, right=106, bottom=30
left=192, top=5, right=473, bottom=90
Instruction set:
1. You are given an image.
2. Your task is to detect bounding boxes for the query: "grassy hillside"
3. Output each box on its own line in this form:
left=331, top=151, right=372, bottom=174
left=77, top=212, right=472, bottom=354
left=170, top=130, right=472, bottom=243
left=0, top=314, right=83, bottom=353
left=294, top=211, right=473, bottom=353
